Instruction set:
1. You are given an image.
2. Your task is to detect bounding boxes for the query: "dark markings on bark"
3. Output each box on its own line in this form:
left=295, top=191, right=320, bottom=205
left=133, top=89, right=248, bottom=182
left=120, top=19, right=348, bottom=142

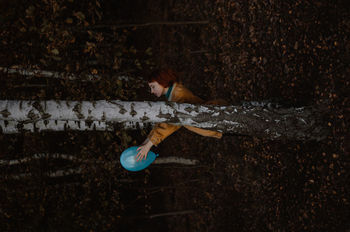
left=27, top=109, right=40, bottom=121
left=85, top=116, right=93, bottom=127
left=119, top=106, right=127, bottom=114
left=130, top=103, right=137, bottom=117
left=0, top=109, right=10, bottom=118
left=184, top=106, right=193, bottom=113
left=158, top=112, right=172, bottom=119
left=165, top=102, right=175, bottom=107
left=111, top=101, right=127, bottom=115
left=16, top=122, right=23, bottom=130
left=42, top=113, right=51, bottom=120
left=33, top=101, right=44, bottom=113
left=101, top=112, right=106, bottom=121
left=141, top=113, right=150, bottom=122
left=195, top=105, right=200, bottom=113
left=169, top=116, right=181, bottom=123
left=66, top=101, right=71, bottom=108
left=32, top=101, right=51, bottom=119
left=73, top=102, right=84, bottom=119
left=106, top=121, right=114, bottom=128
left=175, top=112, right=193, bottom=122
left=191, top=112, right=214, bottom=123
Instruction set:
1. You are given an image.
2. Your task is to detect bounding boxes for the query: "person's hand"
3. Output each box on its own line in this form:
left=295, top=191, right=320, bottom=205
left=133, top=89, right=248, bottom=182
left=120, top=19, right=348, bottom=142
left=136, top=139, right=153, bottom=162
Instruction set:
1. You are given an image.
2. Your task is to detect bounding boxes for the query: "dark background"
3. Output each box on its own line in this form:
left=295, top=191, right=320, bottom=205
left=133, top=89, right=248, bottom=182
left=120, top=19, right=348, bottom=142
left=0, top=0, right=349, bottom=231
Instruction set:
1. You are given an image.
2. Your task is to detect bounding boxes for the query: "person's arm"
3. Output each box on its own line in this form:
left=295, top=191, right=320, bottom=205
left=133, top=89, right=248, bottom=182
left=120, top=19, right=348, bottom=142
left=136, top=138, right=153, bottom=161
left=147, top=123, right=181, bottom=146
left=136, top=123, right=181, bottom=161
left=135, top=83, right=199, bottom=161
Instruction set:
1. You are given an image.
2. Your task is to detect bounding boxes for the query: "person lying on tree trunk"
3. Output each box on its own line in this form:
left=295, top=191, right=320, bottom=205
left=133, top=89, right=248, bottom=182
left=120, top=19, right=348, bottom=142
left=136, top=69, right=227, bottom=161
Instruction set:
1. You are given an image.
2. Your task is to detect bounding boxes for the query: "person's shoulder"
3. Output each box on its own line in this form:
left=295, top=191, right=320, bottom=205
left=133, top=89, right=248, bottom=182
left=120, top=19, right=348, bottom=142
left=171, top=82, right=204, bottom=103
left=173, top=82, right=189, bottom=93
left=170, top=82, right=186, bottom=102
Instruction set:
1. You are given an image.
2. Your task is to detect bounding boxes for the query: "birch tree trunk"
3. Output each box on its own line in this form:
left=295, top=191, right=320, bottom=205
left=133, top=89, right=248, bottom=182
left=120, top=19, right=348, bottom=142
left=0, top=100, right=329, bottom=140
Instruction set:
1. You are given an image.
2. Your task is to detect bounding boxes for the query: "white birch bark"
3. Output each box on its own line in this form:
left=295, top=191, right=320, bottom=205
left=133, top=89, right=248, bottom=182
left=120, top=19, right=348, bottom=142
left=0, top=120, right=112, bottom=133
left=0, top=100, right=328, bottom=140
left=0, top=120, right=149, bottom=133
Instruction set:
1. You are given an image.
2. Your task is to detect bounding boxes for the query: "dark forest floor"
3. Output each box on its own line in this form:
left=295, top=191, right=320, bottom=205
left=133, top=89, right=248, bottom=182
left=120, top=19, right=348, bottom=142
left=0, top=0, right=349, bottom=231
left=138, top=0, right=350, bottom=231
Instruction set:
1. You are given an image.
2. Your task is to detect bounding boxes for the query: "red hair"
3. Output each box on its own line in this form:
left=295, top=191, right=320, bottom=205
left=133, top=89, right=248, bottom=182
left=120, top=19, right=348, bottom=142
left=147, top=69, right=178, bottom=88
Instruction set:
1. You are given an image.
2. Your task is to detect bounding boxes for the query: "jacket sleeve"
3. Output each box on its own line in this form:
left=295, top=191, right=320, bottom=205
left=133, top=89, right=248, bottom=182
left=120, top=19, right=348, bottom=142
left=182, top=94, right=226, bottom=139
left=183, top=126, right=222, bottom=139
left=147, top=123, right=181, bottom=146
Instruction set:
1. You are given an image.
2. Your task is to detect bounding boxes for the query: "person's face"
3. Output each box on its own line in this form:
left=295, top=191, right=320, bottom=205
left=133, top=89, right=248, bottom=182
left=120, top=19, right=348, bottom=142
left=148, top=81, right=164, bottom=97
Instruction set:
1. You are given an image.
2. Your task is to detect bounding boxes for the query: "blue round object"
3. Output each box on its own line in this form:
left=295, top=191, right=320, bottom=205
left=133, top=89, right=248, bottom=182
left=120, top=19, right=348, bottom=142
left=120, top=146, right=158, bottom=171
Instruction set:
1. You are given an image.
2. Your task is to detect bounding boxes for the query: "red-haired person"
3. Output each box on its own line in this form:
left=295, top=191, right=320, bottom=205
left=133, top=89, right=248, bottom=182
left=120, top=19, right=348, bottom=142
left=136, top=69, right=226, bottom=161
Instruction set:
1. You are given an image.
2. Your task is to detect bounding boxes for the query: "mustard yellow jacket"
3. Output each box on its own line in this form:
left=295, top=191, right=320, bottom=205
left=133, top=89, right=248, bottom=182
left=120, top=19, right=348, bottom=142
left=148, top=83, right=226, bottom=146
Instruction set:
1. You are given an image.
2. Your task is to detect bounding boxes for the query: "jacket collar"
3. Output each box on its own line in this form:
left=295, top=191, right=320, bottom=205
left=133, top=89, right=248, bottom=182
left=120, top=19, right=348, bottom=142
left=166, top=83, right=176, bottom=101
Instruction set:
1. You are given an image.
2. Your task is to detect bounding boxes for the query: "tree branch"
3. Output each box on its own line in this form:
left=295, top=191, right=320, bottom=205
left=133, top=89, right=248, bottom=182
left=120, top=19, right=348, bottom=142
left=90, top=20, right=210, bottom=29
left=149, top=210, right=195, bottom=219
left=0, top=154, right=199, bottom=166
left=0, top=66, right=139, bottom=82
